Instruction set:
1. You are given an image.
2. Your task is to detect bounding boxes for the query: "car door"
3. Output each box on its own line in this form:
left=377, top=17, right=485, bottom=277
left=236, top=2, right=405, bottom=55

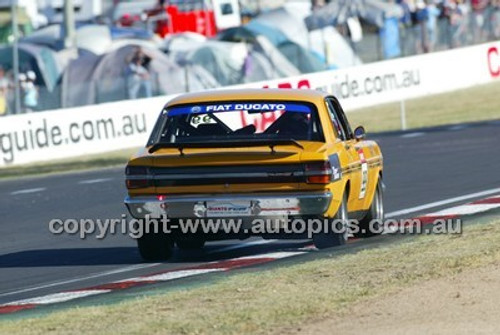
left=325, top=97, right=366, bottom=210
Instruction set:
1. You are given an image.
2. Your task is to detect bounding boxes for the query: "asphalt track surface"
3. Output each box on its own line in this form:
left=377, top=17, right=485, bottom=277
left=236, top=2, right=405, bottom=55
left=1, top=120, right=500, bottom=306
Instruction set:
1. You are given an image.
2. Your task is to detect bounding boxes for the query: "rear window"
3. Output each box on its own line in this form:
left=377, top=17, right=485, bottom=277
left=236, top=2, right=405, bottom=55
left=147, top=101, right=324, bottom=146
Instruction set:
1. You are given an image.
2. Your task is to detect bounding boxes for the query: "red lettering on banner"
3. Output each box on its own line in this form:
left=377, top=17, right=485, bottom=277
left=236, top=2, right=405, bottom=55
left=261, top=79, right=311, bottom=89
left=487, top=47, right=500, bottom=77
left=277, top=83, right=292, bottom=89
left=297, top=79, right=311, bottom=89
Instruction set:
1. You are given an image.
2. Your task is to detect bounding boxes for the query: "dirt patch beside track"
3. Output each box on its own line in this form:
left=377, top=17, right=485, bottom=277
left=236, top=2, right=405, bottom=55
left=298, top=262, right=500, bottom=335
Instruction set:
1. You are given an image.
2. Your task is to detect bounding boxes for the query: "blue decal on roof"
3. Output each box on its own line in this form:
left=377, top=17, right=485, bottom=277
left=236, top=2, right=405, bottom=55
left=168, top=103, right=311, bottom=116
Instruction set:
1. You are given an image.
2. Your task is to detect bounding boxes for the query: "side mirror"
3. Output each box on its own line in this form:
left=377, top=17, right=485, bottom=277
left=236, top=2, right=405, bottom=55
left=354, top=126, right=366, bottom=141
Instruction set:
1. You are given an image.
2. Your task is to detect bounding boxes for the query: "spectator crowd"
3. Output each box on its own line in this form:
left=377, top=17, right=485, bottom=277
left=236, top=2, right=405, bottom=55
left=398, top=0, right=500, bottom=53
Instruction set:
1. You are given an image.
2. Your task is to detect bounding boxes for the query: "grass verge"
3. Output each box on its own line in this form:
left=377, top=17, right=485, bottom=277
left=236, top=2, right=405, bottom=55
left=347, top=82, right=500, bottom=133
left=0, top=148, right=137, bottom=180
left=2, top=217, right=500, bottom=334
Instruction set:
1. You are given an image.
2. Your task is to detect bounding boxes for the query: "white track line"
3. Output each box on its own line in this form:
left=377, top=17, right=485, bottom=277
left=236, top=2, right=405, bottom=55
left=78, top=178, right=113, bottom=185
left=401, top=132, right=425, bottom=138
left=426, top=203, right=500, bottom=217
left=386, top=187, right=500, bottom=218
left=0, top=241, right=278, bottom=298
left=1, top=251, right=304, bottom=309
left=449, top=125, right=467, bottom=131
left=0, top=263, right=160, bottom=298
left=209, top=239, right=277, bottom=253
left=10, top=188, right=46, bottom=195
left=5, top=290, right=110, bottom=306
left=0, top=239, right=283, bottom=298
left=237, top=251, right=305, bottom=260
left=128, top=269, right=223, bottom=283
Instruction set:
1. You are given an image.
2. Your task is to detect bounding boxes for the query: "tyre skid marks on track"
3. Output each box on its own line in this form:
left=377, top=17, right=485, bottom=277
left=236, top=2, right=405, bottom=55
left=1, top=194, right=500, bottom=315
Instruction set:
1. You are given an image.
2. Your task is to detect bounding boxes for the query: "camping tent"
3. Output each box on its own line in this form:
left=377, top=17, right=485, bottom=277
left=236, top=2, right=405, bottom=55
left=218, top=19, right=327, bottom=73
left=217, top=23, right=306, bottom=75
left=0, top=43, right=61, bottom=90
left=305, top=0, right=367, bottom=30
left=165, top=37, right=300, bottom=85
left=251, top=7, right=310, bottom=48
left=61, top=44, right=219, bottom=107
left=250, top=5, right=362, bottom=69
left=305, top=0, right=403, bottom=59
left=162, top=32, right=207, bottom=54
left=182, top=41, right=245, bottom=86
left=0, top=43, right=62, bottom=109
left=305, top=0, right=402, bottom=29
left=276, top=40, right=327, bottom=74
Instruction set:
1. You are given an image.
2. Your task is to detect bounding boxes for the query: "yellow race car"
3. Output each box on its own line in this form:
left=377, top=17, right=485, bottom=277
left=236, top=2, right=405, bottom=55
left=125, top=89, right=384, bottom=260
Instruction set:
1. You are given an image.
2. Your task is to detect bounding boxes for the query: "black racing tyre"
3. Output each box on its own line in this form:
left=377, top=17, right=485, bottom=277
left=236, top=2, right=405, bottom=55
left=355, top=178, right=385, bottom=238
left=313, top=192, right=349, bottom=249
left=137, top=231, right=174, bottom=261
left=176, top=237, right=206, bottom=250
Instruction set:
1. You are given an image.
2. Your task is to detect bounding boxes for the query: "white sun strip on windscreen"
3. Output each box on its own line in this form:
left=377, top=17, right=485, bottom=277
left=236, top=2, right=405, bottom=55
left=171, top=102, right=312, bottom=133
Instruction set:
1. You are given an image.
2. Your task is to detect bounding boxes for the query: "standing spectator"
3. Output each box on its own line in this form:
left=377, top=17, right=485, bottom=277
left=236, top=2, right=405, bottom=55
left=414, top=0, right=429, bottom=53
left=399, top=0, right=414, bottom=27
left=22, top=71, right=39, bottom=112
left=425, top=0, right=441, bottom=51
left=0, top=66, right=9, bottom=116
left=471, top=0, right=489, bottom=42
left=241, top=43, right=254, bottom=82
left=444, top=0, right=466, bottom=47
left=311, top=0, right=326, bottom=11
left=489, top=0, right=500, bottom=39
left=126, top=47, right=153, bottom=99
left=457, top=0, right=470, bottom=44
left=398, top=0, right=415, bottom=55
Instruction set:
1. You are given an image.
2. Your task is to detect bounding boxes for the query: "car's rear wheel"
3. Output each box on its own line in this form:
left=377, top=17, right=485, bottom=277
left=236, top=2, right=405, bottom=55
left=313, top=192, right=349, bottom=249
left=176, top=237, right=206, bottom=250
left=355, top=178, right=384, bottom=238
left=137, top=231, right=174, bottom=261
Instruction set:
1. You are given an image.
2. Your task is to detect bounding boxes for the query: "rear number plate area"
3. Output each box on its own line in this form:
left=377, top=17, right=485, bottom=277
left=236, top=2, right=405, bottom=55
left=198, top=201, right=253, bottom=217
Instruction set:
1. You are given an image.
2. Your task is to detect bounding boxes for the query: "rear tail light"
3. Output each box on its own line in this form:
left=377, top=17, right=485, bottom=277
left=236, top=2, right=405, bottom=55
left=126, top=179, right=151, bottom=189
left=305, top=161, right=332, bottom=184
left=125, top=166, right=152, bottom=189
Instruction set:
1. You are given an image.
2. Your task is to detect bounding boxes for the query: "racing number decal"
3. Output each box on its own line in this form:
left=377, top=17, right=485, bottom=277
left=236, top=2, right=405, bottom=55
left=358, top=149, right=368, bottom=199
